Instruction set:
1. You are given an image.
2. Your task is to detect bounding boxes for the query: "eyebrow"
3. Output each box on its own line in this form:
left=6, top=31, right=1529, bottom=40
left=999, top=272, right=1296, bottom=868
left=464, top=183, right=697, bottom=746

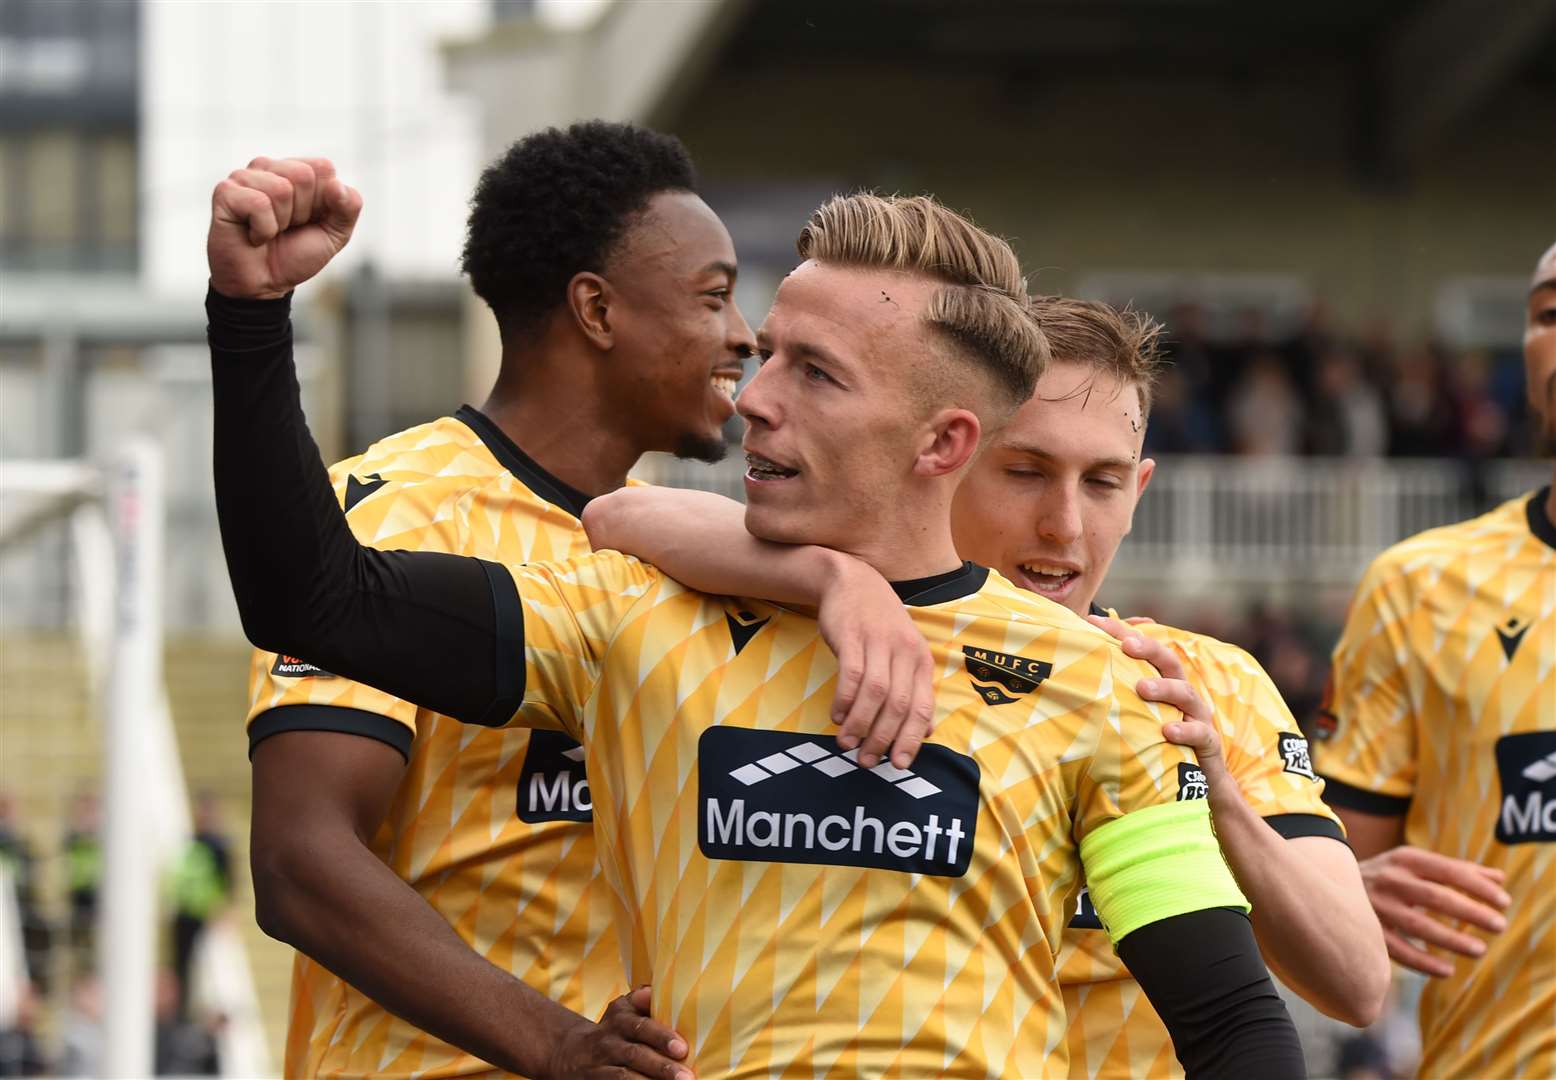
left=1531, top=277, right=1556, bottom=298
left=755, top=330, right=846, bottom=369
left=1000, top=442, right=1136, bottom=471
left=701, top=259, right=738, bottom=283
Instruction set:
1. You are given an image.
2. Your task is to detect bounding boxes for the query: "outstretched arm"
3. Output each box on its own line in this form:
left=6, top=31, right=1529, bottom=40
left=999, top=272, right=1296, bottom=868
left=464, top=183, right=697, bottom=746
left=213, top=158, right=690, bottom=1079
left=584, top=487, right=935, bottom=769
left=209, top=159, right=513, bottom=725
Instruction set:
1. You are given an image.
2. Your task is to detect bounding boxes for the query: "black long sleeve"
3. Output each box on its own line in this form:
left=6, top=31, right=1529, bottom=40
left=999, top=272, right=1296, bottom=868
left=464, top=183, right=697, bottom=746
left=208, top=287, right=521, bottom=726
left=1118, top=908, right=1307, bottom=1079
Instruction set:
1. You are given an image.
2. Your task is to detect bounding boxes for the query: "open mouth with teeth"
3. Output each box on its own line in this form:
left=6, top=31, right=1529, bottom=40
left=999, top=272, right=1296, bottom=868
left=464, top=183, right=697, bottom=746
left=745, top=452, right=800, bottom=482
left=1015, top=562, right=1081, bottom=598
left=711, top=374, right=739, bottom=400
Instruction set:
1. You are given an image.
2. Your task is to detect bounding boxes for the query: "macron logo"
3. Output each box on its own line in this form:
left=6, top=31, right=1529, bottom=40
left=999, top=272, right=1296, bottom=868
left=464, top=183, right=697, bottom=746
left=516, top=730, right=592, bottom=824
left=699, top=728, right=980, bottom=878
left=1522, top=752, right=1556, bottom=784
left=728, top=741, right=944, bottom=800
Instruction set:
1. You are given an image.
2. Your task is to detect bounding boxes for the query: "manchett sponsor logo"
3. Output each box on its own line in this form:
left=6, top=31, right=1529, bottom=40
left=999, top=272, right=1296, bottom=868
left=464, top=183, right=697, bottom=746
left=698, top=728, right=980, bottom=877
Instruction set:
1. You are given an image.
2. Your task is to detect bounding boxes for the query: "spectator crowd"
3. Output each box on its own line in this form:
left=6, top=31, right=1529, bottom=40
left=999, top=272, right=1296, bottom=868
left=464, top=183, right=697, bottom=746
left=1144, top=302, right=1538, bottom=461
left=0, top=791, right=233, bottom=1077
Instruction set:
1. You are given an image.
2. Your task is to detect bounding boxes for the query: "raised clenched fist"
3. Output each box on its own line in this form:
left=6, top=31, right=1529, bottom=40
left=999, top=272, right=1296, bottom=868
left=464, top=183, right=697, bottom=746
left=207, top=156, right=362, bottom=300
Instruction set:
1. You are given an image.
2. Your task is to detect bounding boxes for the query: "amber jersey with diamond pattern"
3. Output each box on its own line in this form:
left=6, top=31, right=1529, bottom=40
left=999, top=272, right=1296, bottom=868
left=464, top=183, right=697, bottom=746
left=1315, top=487, right=1556, bottom=1080
left=1057, top=618, right=1343, bottom=1079
left=501, top=555, right=1233, bottom=1079
left=245, top=407, right=624, bottom=1079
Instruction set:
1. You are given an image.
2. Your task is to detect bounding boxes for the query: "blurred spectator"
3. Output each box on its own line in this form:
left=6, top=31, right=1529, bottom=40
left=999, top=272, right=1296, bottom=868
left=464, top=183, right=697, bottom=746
left=1143, top=367, right=1221, bottom=453
left=1227, top=353, right=1305, bottom=455
left=0, top=794, right=51, bottom=990
left=1307, top=348, right=1388, bottom=457
left=0, top=981, right=48, bottom=1078
left=154, top=969, right=220, bottom=1076
left=169, top=793, right=235, bottom=1017
left=58, top=973, right=103, bottom=1077
left=63, top=791, right=103, bottom=972
left=1384, top=346, right=1459, bottom=457
left=1140, top=303, right=1538, bottom=461
left=1448, top=350, right=1509, bottom=460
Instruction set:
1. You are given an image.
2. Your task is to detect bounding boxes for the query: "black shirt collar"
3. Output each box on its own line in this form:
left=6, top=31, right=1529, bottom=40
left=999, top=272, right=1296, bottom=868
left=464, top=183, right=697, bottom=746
left=891, top=562, right=989, bottom=606
left=454, top=405, right=594, bottom=520
left=1528, top=486, right=1556, bottom=552
left=1088, top=601, right=1109, bottom=618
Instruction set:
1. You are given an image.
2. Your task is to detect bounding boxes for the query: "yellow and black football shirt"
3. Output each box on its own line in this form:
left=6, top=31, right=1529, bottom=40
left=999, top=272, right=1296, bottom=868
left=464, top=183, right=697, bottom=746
left=1316, top=487, right=1555, bottom=1080
left=1058, top=612, right=1343, bottom=1080
left=245, top=406, right=624, bottom=1078
left=500, top=555, right=1248, bottom=1078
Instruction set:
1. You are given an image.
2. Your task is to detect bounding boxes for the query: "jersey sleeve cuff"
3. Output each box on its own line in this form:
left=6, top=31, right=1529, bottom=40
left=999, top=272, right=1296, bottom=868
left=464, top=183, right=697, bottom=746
left=206, top=286, right=293, bottom=352
left=1263, top=813, right=1348, bottom=844
left=1079, top=799, right=1250, bottom=947
left=248, top=704, right=413, bottom=761
left=1317, top=776, right=1411, bottom=817
left=473, top=558, right=526, bottom=727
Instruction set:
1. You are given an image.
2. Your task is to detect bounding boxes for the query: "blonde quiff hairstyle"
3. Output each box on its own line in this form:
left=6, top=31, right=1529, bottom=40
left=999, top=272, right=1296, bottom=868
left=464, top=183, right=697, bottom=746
left=795, top=193, right=1048, bottom=416
left=1028, top=295, right=1166, bottom=420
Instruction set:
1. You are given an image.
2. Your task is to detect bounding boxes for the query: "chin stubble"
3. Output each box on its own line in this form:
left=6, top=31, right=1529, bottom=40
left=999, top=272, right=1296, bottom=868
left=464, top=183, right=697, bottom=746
left=672, top=433, right=729, bottom=465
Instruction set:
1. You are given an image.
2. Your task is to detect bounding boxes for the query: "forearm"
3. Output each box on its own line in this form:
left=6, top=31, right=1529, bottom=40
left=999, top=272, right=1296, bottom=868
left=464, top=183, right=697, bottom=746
left=254, top=833, right=585, bottom=1076
left=1210, top=798, right=1388, bottom=1024
left=583, top=487, right=849, bottom=604
left=1120, top=908, right=1305, bottom=1078
left=209, top=288, right=511, bottom=724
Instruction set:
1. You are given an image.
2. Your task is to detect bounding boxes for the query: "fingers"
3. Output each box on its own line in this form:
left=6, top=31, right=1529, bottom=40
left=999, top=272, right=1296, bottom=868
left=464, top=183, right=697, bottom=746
left=601, top=992, right=693, bottom=1080
left=212, top=180, right=280, bottom=247
left=831, top=637, right=865, bottom=738
left=1123, top=616, right=1156, bottom=625
left=836, top=646, right=889, bottom=763
left=1382, top=928, right=1456, bottom=978
left=1161, top=717, right=1217, bottom=753
left=1375, top=897, right=1491, bottom=959
left=1138, top=675, right=1210, bottom=725
left=319, top=177, right=364, bottom=240
left=1390, top=874, right=1509, bottom=934
left=253, top=157, right=320, bottom=226
left=888, top=653, right=935, bottom=769
left=1394, top=848, right=1512, bottom=910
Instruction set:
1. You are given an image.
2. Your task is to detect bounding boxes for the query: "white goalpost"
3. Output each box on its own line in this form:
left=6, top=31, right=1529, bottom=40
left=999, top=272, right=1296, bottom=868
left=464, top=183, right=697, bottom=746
left=0, top=439, right=270, bottom=1078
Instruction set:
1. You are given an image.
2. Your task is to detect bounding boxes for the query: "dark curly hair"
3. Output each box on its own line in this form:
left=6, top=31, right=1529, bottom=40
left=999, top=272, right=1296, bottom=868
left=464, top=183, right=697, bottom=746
left=460, top=121, right=698, bottom=340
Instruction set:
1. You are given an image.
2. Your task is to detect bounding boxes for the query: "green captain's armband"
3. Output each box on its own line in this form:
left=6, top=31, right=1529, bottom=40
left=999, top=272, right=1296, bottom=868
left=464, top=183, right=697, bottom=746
left=1078, top=799, right=1249, bottom=947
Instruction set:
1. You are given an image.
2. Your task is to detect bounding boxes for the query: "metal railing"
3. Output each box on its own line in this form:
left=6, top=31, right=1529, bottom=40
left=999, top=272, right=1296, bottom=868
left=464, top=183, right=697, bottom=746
left=632, top=453, right=1551, bottom=587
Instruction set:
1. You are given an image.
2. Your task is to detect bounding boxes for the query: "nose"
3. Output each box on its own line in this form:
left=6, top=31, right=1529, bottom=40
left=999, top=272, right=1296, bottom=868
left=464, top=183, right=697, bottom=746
left=728, top=299, right=757, bottom=361
left=737, top=358, right=779, bottom=430
left=1036, top=483, right=1083, bottom=546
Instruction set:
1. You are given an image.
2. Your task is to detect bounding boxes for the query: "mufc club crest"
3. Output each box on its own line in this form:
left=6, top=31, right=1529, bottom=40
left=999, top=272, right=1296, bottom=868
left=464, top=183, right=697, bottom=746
left=962, top=646, right=1052, bottom=706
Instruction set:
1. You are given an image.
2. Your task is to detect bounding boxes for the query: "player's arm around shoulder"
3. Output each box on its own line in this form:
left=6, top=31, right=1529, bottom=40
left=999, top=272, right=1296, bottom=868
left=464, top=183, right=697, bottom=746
left=1070, top=646, right=1306, bottom=1078
left=1092, top=616, right=1390, bottom=1027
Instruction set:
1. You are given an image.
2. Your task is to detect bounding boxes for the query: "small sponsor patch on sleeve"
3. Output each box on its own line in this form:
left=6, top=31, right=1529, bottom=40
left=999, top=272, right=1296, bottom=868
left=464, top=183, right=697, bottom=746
left=1278, top=732, right=1316, bottom=780
left=270, top=655, right=333, bottom=679
left=1176, top=761, right=1208, bottom=801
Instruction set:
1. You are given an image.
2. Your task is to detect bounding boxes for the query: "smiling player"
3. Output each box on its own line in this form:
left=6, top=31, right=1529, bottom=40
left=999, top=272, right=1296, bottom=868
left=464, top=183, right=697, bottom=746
left=208, top=177, right=1306, bottom=1078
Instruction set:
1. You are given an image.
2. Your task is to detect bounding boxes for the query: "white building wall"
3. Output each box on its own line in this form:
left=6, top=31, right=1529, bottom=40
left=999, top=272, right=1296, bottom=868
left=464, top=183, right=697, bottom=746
left=140, top=0, right=490, bottom=296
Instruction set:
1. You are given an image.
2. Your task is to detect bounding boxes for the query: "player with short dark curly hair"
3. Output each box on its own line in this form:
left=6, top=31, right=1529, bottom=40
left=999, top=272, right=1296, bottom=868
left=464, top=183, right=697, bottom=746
left=214, top=137, right=753, bottom=1078
left=461, top=120, right=698, bottom=342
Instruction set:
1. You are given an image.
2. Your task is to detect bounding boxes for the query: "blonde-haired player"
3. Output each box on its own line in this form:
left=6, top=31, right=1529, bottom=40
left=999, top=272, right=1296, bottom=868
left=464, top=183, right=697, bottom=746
left=592, top=294, right=1389, bottom=1079
left=208, top=170, right=1308, bottom=1076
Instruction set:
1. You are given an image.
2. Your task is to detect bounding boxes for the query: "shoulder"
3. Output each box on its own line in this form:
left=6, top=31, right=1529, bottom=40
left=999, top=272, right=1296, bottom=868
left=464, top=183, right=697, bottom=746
left=1361, top=493, right=1532, bottom=591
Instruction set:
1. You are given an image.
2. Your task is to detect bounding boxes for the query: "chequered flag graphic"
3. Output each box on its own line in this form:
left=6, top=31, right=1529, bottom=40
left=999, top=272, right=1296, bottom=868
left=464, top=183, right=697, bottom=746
left=728, top=741, right=943, bottom=799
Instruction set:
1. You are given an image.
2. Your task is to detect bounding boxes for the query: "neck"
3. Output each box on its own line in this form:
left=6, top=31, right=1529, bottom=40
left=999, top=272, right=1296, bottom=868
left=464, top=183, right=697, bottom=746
left=480, top=348, right=641, bottom=497
left=834, top=489, right=966, bottom=583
